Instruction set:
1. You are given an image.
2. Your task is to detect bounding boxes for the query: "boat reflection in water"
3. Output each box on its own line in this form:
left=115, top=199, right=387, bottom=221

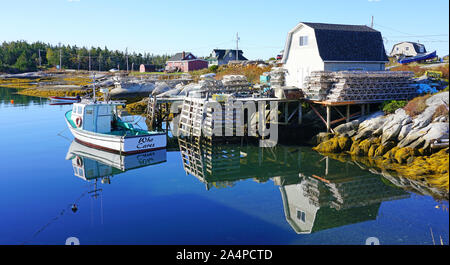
left=66, top=140, right=167, bottom=183
left=178, top=137, right=411, bottom=234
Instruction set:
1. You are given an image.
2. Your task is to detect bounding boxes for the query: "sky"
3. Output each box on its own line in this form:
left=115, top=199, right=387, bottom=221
left=0, top=0, right=448, bottom=59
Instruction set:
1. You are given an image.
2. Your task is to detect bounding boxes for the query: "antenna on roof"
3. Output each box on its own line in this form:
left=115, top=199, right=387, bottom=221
left=371, top=16, right=374, bottom=28
left=236, top=32, right=240, bottom=61
left=92, top=73, right=96, bottom=102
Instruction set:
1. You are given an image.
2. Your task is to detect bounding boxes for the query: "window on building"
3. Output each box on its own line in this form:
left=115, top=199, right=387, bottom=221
left=419, top=46, right=424, bottom=53
left=297, top=210, right=306, bottom=222
left=299, top=36, right=308, bottom=46
left=77, top=106, right=83, bottom=114
left=396, top=47, right=399, bottom=51
left=405, top=47, right=409, bottom=51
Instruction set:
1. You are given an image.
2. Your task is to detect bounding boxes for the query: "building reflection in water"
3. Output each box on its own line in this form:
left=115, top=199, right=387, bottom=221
left=178, top=137, right=411, bottom=234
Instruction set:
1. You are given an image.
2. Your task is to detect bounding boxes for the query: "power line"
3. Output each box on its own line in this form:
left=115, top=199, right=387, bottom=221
left=385, top=34, right=448, bottom=38
left=374, top=23, right=445, bottom=42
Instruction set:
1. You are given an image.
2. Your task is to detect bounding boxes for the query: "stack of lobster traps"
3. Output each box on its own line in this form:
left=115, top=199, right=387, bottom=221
left=302, top=71, right=336, bottom=101
left=302, top=71, right=416, bottom=102
left=221, top=75, right=250, bottom=90
left=269, top=67, right=287, bottom=88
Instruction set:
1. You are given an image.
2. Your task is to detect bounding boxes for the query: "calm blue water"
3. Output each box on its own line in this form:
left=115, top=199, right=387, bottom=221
left=0, top=87, right=448, bottom=245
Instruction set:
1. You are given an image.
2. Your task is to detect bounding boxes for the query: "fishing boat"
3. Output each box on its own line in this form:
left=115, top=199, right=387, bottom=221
left=64, top=74, right=166, bottom=154
left=49, top=96, right=81, bottom=103
left=398, top=51, right=437, bottom=64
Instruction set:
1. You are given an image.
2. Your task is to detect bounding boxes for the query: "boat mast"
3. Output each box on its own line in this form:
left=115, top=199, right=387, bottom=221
left=92, top=73, right=96, bottom=102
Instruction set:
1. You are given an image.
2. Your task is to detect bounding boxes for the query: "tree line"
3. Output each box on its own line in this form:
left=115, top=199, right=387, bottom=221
left=0, top=41, right=172, bottom=73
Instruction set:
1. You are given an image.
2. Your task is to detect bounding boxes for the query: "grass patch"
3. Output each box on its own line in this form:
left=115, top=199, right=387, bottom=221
left=403, top=93, right=432, bottom=116
left=432, top=104, right=449, bottom=121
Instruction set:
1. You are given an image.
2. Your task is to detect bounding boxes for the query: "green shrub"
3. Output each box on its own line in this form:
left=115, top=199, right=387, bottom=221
left=381, top=100, right=408, bottom=114
left=208, top=65, right=219, bottom=73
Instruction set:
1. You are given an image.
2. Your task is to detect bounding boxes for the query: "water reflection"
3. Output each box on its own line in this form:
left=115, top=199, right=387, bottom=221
left=66, top=140, right=167, bottom=183
left=0, top=86, right=47, bottom=106
left=275, top=171, right=410, bottom=234
left=179, top=138, right=302, bottom=190
left=178, top=137, right=411, bottom=234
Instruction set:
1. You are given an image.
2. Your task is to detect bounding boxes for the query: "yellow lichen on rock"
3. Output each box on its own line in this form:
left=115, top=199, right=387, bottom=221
left=312, top=137, right=341, bottom=153
left=18, top=88, right=88, bottom=97
left=126, top=99, right=148, bottom=114
left=393, top=148, right=449, bottom=191
left=337, top=136, right=352, bottom=151
left=394, top=147, right=416, bottom=164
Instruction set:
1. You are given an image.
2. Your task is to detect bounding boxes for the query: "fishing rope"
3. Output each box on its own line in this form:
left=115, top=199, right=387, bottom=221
left=20, top=183, right=95, bottom=245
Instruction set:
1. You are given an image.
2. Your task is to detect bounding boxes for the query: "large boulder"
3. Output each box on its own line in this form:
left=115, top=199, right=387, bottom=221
left=411, top=104, right=439, bottom=130
left=426, top=91, right=449, bottom=107
left=334, top=120, right=360, bottom=135
left=397, top=123, right=413, bottom=141
left=152, top=82, right=172, bottom=96
left=354, top=115, right=387, bottom=140
left=381, top=124, right=402, bottom=144
left=398, top=124, right=431, bottom=148
left=422, top=122, right=449, bottom=149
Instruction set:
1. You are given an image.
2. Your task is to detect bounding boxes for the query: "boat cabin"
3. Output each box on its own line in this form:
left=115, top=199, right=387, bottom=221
left=70, top=101, right=125, bottom=133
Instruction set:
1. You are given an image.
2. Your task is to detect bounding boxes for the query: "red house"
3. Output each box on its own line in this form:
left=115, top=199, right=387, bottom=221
left=165, top=51, right=208, bottom=72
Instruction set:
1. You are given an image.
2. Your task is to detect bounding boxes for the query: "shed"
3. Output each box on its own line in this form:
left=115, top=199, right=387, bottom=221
left=139, top=64, right=157, bottom=73
left=281, top=22, right=389, bottom=88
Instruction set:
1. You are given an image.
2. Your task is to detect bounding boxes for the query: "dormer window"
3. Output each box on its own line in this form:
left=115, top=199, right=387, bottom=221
left=299, top=36, right=308, bottom=46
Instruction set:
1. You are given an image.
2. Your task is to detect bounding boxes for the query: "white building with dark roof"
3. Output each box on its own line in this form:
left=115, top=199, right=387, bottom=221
left=281, top=22, right=389, bottom=88
left=209, top=49, right=248, bottom=66
left=390, top=41, right=427, bottom=58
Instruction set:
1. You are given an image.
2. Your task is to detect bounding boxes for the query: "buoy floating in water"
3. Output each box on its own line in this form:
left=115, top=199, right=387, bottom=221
left=10, top=100, right=14, bottom=104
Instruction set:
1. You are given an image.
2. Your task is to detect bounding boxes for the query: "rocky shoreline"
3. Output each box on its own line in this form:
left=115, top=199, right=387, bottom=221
left=313, top=92, right=449, bottom=193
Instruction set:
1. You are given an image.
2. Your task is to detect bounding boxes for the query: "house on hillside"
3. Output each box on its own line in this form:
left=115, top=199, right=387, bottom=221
left=165, top=52, right=208, bottom=72
left=390, top=42, right=426, bottom=58
left=208, top=49, right=248, bottom=66
left=281, top=22, right=389, bottom=88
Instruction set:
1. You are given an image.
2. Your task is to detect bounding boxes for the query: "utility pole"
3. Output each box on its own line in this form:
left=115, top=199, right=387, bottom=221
left=126, top=47, right=129, bottom=73
left=59, top=42, right=62, bottom=70
left=38, top=49, right=42, bottom=67
left=88, top=49, right=91, bottom=72
left=98, top=54, right=101, bottom=72
left=236, top=32, right=240, bottom=61
left=371, top=16, right=374, bottom=28
left=77, top=54, right=80, bottom=70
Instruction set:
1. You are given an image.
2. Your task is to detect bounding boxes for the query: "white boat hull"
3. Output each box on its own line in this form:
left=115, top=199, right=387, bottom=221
left=66, top=140, right=167, bottom=181
left=65, top=119, right=167, bottom=155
